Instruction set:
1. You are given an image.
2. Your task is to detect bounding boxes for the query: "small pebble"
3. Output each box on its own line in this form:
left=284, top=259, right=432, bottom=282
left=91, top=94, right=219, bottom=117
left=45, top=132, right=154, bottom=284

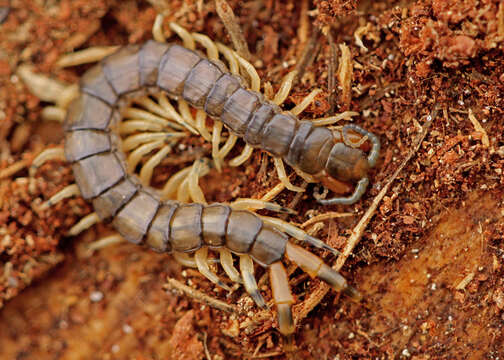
left=90, top=291, right=104, bottom=302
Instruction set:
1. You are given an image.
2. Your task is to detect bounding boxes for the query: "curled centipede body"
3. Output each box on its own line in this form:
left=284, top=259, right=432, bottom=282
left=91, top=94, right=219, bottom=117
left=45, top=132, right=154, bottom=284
left=55, top=37, right=378, bottom=346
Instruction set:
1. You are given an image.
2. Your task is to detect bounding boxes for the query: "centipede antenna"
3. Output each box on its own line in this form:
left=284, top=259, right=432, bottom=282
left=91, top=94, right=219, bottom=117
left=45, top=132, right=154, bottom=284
left=314, top=177, right=369, bottom=206
left=342, top=124, right=381, bottom=168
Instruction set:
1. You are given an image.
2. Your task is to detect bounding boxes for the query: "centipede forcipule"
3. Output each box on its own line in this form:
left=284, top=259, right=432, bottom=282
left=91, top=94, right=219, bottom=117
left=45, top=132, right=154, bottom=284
left=58, top=39, right=372, bottom=345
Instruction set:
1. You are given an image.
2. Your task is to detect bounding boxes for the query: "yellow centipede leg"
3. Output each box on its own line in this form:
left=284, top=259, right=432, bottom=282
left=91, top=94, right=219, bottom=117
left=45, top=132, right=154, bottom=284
left=229, top=144, right=254, bottom=167
left=290, top=88, right=322, bottom=116
left=30, top=147, right=66, bottom=177
left=272, top=70, right=298, bottom=106
left=239, top=255, right=267, bottom=309
left=139, top=145, right=172, bottom=186
left=41, top=184, right=81, bottom=210
left=68, top=212, right=100, bottom=236
left=219, top=248, right=242, bottom=284
left=212, top=121, right=224, bottom=172
left=195, top=248, right=231, bottom=291
left=273, top=157, right=304, bottom=192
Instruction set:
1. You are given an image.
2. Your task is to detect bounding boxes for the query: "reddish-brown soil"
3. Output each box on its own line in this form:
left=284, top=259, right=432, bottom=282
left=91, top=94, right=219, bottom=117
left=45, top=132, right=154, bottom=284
left=1, top=0, right=503, bottom=359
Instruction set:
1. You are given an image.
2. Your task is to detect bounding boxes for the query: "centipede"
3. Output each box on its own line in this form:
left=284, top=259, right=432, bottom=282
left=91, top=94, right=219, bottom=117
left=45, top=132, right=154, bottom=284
left=27, top=16, right=380, bottom=349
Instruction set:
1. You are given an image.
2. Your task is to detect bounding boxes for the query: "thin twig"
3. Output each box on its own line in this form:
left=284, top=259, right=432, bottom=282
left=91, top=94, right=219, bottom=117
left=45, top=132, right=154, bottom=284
left=468, top=108, right=489, bottom=147
left=327, top=29, right=339, bottom=115
left=296, top=0, right=310, bottom=55
left=202, top=332, right=212, bottom=360
left=293, top=105, right=439, bottom=324
left=293, top=27, right=321, bottom=82
left=298, top=211, right=354, bottom=229
left=215, top=0, right=251, bottom=60
left=164, top=277, right=240, bottom=314
left=337, top=43, right=352, bottom=110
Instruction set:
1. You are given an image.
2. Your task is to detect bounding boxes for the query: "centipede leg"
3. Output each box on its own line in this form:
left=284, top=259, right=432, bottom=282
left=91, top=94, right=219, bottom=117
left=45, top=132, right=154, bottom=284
left=218, top=133, right=238, bottom=161
left=177, top=99, right=202, bottom=134
left=310, top=111, right=359, bottom=127
left=57, top=47, right=121, bottom=69
left=119, top=120, right=164, bottom=135
left=216, top=42, right=240, bottom=75
left=186, top=158, right=211, bottom=204
left=239, top=255, right=267, bottom=309
left=260, top=182, right=287, bottom=203
left=269, top=262, right=295, bottom=349
left=87, top=234, right=124, bottom=252
left=230, top=198, right=296, bottom=215
left=68, top=212, right=100, bottom=236
left=161, top=166, right=192, bottom=200
left=41, top=106, right=67, bottom=122
left=216, top=42, right=260, bottom=91
left=192, top=32, right=219, bottom=61
left=285, top=242, right=362, bottom=301
left=273, top=157, right=305, bottom=192
left=219, top=248, right=243, bottom=284
left=122, top=132, right=185, bottom=152
left=126, top=140, right=164, bottom=172
left=195, top=248, right=231, bottom=291
left=314, top=177, right=369, bottom=206
left=169, top=22, right=196, bottom=50
left=290, top=88, right=322, bottom=116
left=195, top=109, right=212, bottom=142
left=212, top=121, right=224, bottom=172
left=29, top=147, right=66, bottom=177
left=235, top=54, right=261, bottom=92
left=158, top=93, right=199, bottom=134
left=272, top=70, right=298, bottom=105
left=17, top=65, right=78, bottom=112
left=123, top=100, right=185, bottom=131
left=139, top=144, right=172, bottom=186
left=229, top=143, right=254, bottom=167
left=152, top=13, right=166, bottom=42
left=292, top=167, right=317, bottom=183
left=173, top=251, right=198, bottom=268
left=260, top=216, right=341, bottom=257
left=41, top=183, right=81, bottom=210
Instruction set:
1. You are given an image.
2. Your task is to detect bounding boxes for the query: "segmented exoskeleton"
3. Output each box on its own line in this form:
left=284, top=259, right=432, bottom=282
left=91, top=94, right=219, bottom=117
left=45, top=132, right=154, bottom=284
left=61, top=40, right=365, bottom=344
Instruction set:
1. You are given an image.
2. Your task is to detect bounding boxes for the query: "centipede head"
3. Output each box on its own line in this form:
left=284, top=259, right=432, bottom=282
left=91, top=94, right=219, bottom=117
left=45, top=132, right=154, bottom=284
left=323, top=142, right=370, bottom=185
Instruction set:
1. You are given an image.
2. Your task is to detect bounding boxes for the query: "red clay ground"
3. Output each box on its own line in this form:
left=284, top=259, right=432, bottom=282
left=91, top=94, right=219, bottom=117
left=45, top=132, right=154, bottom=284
left=1, top=0, right=504, bottom=359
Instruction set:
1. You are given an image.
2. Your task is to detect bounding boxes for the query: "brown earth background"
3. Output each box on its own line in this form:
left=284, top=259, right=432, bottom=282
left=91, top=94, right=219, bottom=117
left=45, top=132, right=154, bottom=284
left=1, top=0, right=504, bottom=359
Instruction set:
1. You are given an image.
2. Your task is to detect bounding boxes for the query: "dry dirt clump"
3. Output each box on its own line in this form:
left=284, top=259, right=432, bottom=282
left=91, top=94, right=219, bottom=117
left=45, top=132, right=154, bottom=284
left=399, top=0, right=504, bottom=75
left=313, top=0, right=358, bottom=26
left=0, top=156, right=90, bottom=308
